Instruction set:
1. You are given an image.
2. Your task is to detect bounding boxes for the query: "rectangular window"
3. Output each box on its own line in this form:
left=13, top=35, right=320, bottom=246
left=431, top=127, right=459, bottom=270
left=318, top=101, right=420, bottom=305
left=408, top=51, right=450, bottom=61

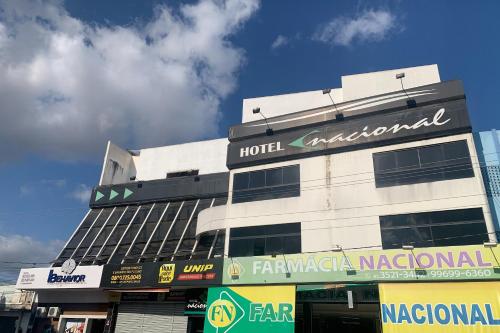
left=373, top=140, right=474, bottom=188
left=229, top=223, right=301, bottom=257
left=232, top=165, right=300, bottom=204
left=380, top=208, right=489, bottom=249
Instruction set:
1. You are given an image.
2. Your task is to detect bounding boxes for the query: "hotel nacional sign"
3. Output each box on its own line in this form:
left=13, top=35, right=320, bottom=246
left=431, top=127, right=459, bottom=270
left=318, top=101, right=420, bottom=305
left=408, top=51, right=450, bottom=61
left=227, top=99, right=471, bottom=168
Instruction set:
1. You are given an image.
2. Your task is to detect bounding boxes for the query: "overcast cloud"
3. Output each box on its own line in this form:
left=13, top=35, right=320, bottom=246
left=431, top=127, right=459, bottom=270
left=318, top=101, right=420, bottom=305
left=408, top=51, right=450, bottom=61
left=0, top=0, right=259, bottom=161
left=69, top=183, right=92, bottom=204
left=0, top=234, right=64, bottom=282
left=313, top=9, right=397, bottom=47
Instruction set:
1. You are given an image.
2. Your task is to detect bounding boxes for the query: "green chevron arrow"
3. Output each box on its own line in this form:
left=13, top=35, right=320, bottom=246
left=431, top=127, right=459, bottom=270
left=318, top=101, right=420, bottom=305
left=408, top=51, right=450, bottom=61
left=124, top=188, right=133, bottom=199
left=109, top=189, right=119, bottom=200
left=95, top=191, right=104, bottom=201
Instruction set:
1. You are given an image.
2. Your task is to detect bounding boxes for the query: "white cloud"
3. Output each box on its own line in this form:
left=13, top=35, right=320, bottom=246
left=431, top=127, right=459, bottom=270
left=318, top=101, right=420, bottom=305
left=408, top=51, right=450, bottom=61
left=313, top=9, right=397, bottom=47
left=19, top=185, right=34, bottom=196
left=18, top=178, right=67, bottom=196
left=69, top=184, right=92, bottom=204
left=0, top=0, right=260, bottom=161
left=41, top=178, right=67, bottom=188
left=0, top=234, right=64, bottom=282
left=271, top=35, right=289, bottom=50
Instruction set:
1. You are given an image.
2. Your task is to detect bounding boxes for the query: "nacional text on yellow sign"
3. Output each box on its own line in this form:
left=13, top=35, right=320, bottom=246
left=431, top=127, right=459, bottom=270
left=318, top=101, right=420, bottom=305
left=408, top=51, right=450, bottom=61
left=379, top=282, right=500, bottom=332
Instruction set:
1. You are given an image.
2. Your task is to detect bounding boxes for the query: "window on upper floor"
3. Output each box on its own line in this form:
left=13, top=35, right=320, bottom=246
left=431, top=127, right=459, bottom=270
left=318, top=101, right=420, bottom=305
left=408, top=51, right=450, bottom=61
left=373, top=140, right=474, bottom=188
left=232, top=165, right=300, bottom=204
left=229, top=222, right=301, bottom=257
left=379, top=208, right=489, bottom=249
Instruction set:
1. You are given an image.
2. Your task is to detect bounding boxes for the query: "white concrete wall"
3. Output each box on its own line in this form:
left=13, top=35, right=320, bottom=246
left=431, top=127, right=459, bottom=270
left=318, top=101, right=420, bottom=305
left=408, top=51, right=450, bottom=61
left=197, top=133, right=496, bottom=254
left=241, top=64, right=440, bottom=123
left=341, top=64, right=440, bottom=101
left=242, top=88, right=343, bottom=123
left=99, top=141, right=136, bottom=186
left=98, top=138, right=228, bottom=185
left=133, top=138, right=228, bottom=181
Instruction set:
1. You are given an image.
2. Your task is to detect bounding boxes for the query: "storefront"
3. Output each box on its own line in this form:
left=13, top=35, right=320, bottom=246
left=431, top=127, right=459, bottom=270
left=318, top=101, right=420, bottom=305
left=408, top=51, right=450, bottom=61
left=100, top=258, right=223, bottom=333
left=15, top=264, right=109, bottom=333
left=201, top=244, right=500, bottom=333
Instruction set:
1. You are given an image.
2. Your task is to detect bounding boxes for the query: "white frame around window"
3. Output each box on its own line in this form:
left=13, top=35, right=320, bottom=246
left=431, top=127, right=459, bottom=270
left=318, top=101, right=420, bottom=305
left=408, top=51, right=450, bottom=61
left=107, top=205, right=142, bottom=264
left=70, top=209, right=104, bottom=260
left=171, top=199, right=200, bottom=260
left=93, top=206, right=129, bottom=264
left=139, top=202, right=170, bottom=261
left=53, top=209, right=92, bottom=264
left=155, top=201, right=185, bottom=261
left=207, top=229, right=220, bottom=259
left=81, top=207, right=117, bottom=261
left=122, top=203, right=156, bottom=263
left=189, top=198, right=215, bottom=259
left=57, top=314, right=107, bottom=333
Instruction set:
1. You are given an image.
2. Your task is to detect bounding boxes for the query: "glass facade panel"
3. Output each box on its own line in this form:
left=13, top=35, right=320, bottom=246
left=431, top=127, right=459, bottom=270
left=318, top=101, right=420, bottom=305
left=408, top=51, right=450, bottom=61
left=109, top=204, right=153, bottom=263
left=96, top=206, right=138, bottom=262
left=126, top=203, right=168, bottom=258
left=54, top=194, right=227, bottom=264
left=142, top=201, right=183, bottom=258
left=213, top=197, right=228, bottom=207
left=72, top=208, right=113, bottom=261
left=158, top=200, right=198, bottom=259
left=233, top=173, right=249, bottom=190
left=191, top=232, right=216, bottom=259
left=229, top=222, right=301, bottom=257
left=211, top=231, right=225, bottom=258
left=84, top=207, right=127, bottom=260
left=380, top=208, right=489, bottom=249
left=373, top=140, right=474, bottom=187
left=176, top=199, right=212, bottom=258
left=54, top=209, right=101, bottom=265
left=232, top=165, right=300, bottom=204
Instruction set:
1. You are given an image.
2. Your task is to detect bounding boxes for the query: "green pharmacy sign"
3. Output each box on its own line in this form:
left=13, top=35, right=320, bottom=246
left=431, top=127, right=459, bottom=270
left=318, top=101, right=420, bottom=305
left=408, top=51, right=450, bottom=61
left=204, top=286, right=295, bottom=333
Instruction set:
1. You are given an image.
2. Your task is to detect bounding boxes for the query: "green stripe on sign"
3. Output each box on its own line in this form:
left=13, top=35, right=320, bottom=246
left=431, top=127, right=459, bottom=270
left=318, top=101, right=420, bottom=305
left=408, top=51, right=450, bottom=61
left=110, top=189, right=119, bottom=200
left=124, top=188, right=133, bottom=199
left=95, top=191, right=104, bottom=201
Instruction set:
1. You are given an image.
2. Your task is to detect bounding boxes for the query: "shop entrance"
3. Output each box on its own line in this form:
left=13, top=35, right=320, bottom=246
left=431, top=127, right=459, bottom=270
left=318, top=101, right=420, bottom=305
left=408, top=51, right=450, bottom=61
left=187, top=316, right=204, bottom=333
left=87, top=318, right=106, bottom=333
left=295, top=284, right=381, bottom=333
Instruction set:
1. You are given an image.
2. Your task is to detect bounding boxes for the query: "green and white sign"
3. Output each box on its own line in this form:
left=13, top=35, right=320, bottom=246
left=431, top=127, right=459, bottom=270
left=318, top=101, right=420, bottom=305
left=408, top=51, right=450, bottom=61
left=223, top=245, right=500, bottom=285
left=204, top=286, right=295, bottom=333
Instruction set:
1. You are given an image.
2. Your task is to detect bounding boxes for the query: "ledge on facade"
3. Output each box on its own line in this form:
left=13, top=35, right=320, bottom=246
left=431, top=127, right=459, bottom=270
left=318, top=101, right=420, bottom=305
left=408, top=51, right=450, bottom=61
left=196, top=204, right=228, bottom=236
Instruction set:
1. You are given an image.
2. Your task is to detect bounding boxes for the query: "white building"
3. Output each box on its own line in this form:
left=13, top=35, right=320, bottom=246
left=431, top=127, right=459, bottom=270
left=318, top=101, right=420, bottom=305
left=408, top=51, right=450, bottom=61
left=198, top=64, right=495, bottom=256
left=16, top=64, right=499, bottom=333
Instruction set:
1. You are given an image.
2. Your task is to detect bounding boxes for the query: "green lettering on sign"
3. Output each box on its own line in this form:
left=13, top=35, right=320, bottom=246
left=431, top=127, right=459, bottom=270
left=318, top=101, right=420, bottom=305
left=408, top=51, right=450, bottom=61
left=204, top=286, right=295, bottom=333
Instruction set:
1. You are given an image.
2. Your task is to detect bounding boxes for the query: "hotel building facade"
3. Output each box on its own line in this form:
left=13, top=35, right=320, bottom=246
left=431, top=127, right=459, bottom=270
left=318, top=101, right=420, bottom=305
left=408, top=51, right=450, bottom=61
left=16, top=64, right=500, bottom=333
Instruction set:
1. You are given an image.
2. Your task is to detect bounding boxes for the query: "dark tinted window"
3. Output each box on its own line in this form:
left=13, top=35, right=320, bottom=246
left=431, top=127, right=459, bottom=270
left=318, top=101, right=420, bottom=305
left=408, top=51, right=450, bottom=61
left=211, top=231, right=225, bottom=258
left=176, top=199, right=213, bottom=259
left=229, top=222, right=301, bottom=257
left=232, top=165, right=300, bottom=204
left=142, top=201, right=183, bottom=258
left=373, top=140, right=474, bottom=188
left=55, top=195, right=228, bottom=265
left=380, top=208, right=488, bottom=249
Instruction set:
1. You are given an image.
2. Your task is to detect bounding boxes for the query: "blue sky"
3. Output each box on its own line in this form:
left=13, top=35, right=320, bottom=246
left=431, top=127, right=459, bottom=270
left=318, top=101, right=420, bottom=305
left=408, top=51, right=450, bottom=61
left=0, top=0, right=499, bottom=281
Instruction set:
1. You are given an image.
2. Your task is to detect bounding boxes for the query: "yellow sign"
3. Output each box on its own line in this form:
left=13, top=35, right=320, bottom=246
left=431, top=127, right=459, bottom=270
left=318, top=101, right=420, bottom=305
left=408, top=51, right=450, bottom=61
left=207, top=299, right=237, bottom=328
left=379, top=282, right=500, bottom=332
left=158, top=264, right=175, bottom=283
left=225, top=244, right=500, bottom=285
